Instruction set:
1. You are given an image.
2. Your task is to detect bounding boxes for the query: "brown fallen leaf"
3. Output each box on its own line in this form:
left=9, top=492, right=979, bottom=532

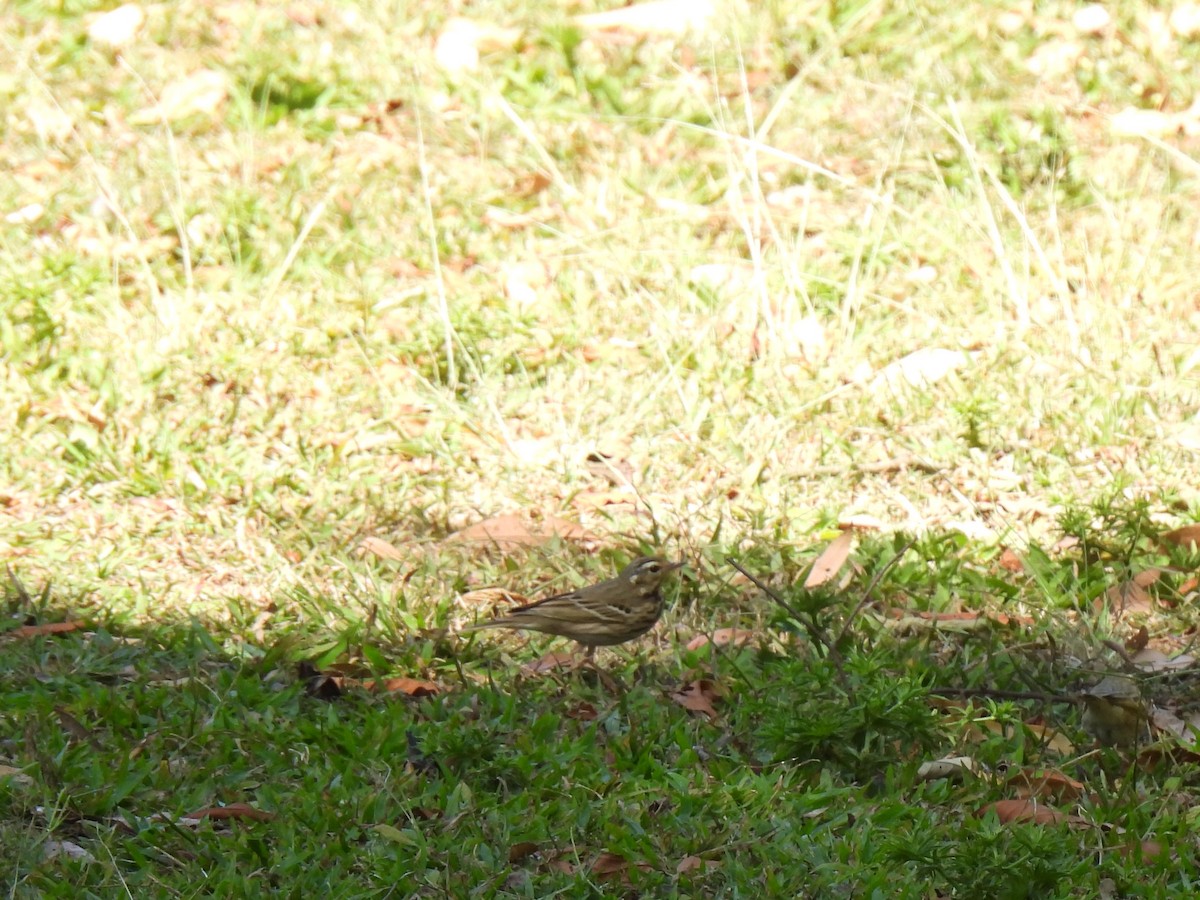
left=544, top=854, right=576, bottom=875
left=670, top=679, right=720, bottom=720
left=360, top=677, right=441, bottom=697
left=508, top=841, right=540, bottom=864
left=571, top=488, right=638, bottom=511
left=884, top=610, right=1035, bottom=632
left=685, top=628, right=756, bottom=651
left=8, top=621, right=85, bottom=639
left=186, top=803, right=275, bottom=823
left=433, top=17, right=522, bottom=75
left=871, top=348, right=973, bottom=390
left=131, top=70, right=229, bottom=125
left=359, top=537, right=405, bottom=561
left=0, top=764, right=34, bottom=786
left=1022, top=723, right=1076, bottom=755
left=804, top=531, right=855, bottom=588
left=676, top=854, right=704, bottom=874
left=55, top=707, right=100, bottom=749
left=575, top=0, right=716, bottom=37
left=1101, top=569, right=1160, bottom=616
left=299, top=661, right=342, bottom=699
left=1161, top=524, right=1200, bottom=552
left=589, top=851, right=652, bottom=883
left=522, top=651, right=578, bottom=676
left=448, top=512, right=596, bottom=550
left=1125, top=626, right=1150, bottom=653
left=997, top=547, right=1025, bottom=573
left=86, top=3, right=144, bottom=47
left=1150, top=707, right=1192, bottom=742
left=981, top=799, right=1068, bottom=825
left=591, top=851, right=629, bottom=878
left=565, top=701, right=598, bottom=721
left=1004, top=767, right=1085, bottom=802
left=1131, top=647, right=1195, bottom=672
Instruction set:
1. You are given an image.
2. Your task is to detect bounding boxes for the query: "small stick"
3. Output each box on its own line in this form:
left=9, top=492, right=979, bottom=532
left=833, top=536, right=917, bottom=648
left=726, top=556, right=849, bottom=691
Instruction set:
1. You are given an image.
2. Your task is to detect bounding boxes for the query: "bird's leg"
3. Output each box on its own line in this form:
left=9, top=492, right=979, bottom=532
left=575, top=645, right=624, bottom=693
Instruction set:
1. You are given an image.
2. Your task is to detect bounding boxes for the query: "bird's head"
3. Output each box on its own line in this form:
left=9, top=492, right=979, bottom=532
left=621, top=556, right=683, bottom=590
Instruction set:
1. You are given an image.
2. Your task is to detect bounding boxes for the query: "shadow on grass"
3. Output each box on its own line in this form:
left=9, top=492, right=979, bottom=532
left=3, top=537, right=1194, bottom=897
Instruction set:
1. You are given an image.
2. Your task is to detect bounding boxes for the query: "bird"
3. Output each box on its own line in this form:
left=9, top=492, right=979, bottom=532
left=466, top=556, right=683, bottom=663
left=1080, top=674, right=1148, bottom=748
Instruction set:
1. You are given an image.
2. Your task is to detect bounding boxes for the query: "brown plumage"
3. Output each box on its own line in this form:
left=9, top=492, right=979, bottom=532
left=467, top=556, right=682, bottom=660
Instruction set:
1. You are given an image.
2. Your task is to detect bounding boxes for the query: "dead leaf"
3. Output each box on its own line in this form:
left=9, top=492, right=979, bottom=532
left=884, top=610, right=1034, bottom=633
left=1004, top=768, right=1085, bottom=802
left=1125, top=626, right=1150, bottom=653
left=1172, top=3, right=1200, bottom=37
left=86, top=3, right=144, bottom=47
left=1150, top=707, right=1192, bottom=741
left=1131, top=647, right=1195, bottom=672
left=841, top=514, right=891, bottom=531
left=359, top=537, right=405, bottom=560
left=42, top=840, right=95, bottom=863
left=544, top=855, right=576, bottom=875
left=917, top=756, right=985, bottom=781
left=1102, top=574, right=1156, bottom=616
left=8, top=621, right=85, bottom=639
left=589, top=851, right=651, bottom=882
left=566, top=701, right=598, bottom=721
left=1123, top=840, right=1165, bottom=861
left=131, top=70, right=229, bottom=125
left=998, top=547, right=1025, bottom=573
left=509, top=841, right=540, bottom=864
left=591, top=851, right=629, bottom=878
left=483, top=206, right=539, bottom=230
left=804, top=531, right=855, bottom=588
left=571, top=488, right=638, bottom=510
left=448, top=512, right=595, bottom=550
left=1109, top=106, right=1191, bottom=138
left=361, top=677, right=441, bottom=697
left=1161, top=524, right=1200, bottom=551
left=522, top=651, right=577, bottom=676
left=0, top=764, right=34, bottom=786
left=299, top=661, right=342, bottom=699
left=670, top=680, right=719, bottom=720
left=685, top=628, right=756, bottom=651
left=676, top=854, right=718, bottom=875
left=185, top=803, right=275, bottom=823
left=434, top=17, right=522, bottom=74
left=676, top=855, right=704, bottom=874
left=871, top=348, right=973, bottom=390
left=55, top=707, right=100, bottom=748
left=1023, top=723, right=1077, bottom=755
left=982, top=799, right=1068, bottom=825
left=576, top=0, right=716, bottom=36
left=1073, top=4, right=1110, bottom=34
left=5, top=203, right=44, bottom=225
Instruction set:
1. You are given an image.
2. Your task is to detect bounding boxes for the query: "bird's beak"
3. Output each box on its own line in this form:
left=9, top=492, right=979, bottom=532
left=664, top=560, right=685, bottom=572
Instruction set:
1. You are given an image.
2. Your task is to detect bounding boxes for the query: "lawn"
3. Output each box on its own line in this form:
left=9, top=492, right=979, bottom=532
left=3, top=0, right=1200, bottom=894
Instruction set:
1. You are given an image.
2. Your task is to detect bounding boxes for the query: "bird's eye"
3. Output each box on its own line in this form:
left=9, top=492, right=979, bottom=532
left=645, top=562, right=662, bottom=574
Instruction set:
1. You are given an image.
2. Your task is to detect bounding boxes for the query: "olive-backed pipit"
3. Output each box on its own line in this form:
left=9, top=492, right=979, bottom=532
left=1080, top=674, right=1148, bottom=748
left=468, top=556, right=682, bottom=662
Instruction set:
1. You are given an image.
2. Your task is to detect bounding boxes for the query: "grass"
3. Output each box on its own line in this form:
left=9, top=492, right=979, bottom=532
left=3, top=0, right=1200, bottom=894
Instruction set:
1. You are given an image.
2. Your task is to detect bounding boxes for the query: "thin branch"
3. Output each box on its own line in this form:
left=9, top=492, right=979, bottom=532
left=725, top=556, right=848, bottom=690
left=834, top=537, right=917, bottom=648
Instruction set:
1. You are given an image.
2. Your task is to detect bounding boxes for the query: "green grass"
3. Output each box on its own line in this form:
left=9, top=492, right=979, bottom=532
left=4, top=0, right=1200, bottom=893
